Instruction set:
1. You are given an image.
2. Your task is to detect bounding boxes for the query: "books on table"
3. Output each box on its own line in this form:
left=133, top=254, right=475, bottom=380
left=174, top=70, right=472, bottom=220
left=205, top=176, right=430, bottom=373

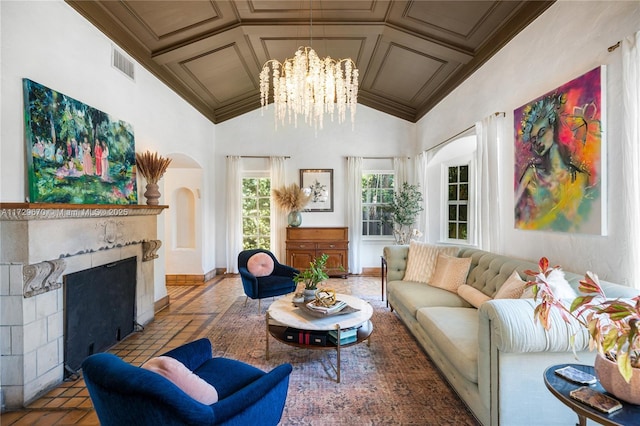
left=306, top=299, right=348, bottom=314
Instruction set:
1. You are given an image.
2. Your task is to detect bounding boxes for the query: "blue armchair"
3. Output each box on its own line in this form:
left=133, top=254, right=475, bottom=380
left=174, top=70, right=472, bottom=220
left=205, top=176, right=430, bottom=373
left=82, top=338, right=292, bottom=426
left=238, top=249, right=298, bottom=310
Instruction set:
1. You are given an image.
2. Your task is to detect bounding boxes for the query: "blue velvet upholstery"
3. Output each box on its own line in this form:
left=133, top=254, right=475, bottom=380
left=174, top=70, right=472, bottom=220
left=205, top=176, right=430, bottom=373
left=82, top=338, right=292, bottom=426
left=238, top=249, right=298, bottom=301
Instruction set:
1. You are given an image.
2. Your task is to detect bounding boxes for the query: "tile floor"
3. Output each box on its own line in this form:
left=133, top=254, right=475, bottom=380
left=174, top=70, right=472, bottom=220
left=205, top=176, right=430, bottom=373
left=1, top=274, right=381, bottom=425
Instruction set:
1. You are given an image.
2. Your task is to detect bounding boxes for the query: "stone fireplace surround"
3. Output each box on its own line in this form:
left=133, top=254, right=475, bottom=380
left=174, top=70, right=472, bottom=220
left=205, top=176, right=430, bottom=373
left=0, top=203, right=166, bottom=410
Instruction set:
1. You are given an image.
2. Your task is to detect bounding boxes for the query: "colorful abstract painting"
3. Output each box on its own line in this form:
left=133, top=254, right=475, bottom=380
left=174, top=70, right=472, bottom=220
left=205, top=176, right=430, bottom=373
left=514, top=66, right=606, bottom=234
left=23, top=79, right=137, bottom=204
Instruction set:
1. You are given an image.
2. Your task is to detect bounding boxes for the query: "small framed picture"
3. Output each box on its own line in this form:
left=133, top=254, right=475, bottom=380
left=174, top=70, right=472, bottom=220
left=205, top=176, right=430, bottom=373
left=300, top=169, right=333, bottom=212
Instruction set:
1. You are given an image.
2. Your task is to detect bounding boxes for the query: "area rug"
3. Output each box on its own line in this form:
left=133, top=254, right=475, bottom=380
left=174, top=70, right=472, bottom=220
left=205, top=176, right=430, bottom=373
left=208, top=296, right=479, bottom=425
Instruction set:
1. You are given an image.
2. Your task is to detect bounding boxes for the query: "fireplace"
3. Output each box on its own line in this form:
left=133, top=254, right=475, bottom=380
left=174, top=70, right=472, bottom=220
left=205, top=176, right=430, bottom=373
left=0, top=203, right=165, bottom=410
left=64, top=257, right=137, bottom=377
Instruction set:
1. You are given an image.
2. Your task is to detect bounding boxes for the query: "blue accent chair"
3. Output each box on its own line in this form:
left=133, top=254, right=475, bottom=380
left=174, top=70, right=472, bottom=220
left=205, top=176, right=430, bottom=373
left=82, top=338, right=292, bottom=426
left=238, top=249, right=298, bottom=310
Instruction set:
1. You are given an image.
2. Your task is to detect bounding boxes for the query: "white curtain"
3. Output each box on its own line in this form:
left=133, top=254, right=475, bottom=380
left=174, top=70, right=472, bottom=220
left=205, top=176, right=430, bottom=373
left=270, top=157, right=286, bottom=260
left=622, top=31, right=640, bottom=289
left=413, top=152, right=428, bottom=241
left=393, top=157, right=409, bottom=187
left=475, top=114, right=504, bottom=253
left=225, top=156, right=242, bottom=273
left=346, top=157, right=363, bottom=274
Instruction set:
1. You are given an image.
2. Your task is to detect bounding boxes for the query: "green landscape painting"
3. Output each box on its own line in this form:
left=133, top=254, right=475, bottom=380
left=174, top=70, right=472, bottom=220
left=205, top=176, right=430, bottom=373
left=23, top=79, right=138, bottom=204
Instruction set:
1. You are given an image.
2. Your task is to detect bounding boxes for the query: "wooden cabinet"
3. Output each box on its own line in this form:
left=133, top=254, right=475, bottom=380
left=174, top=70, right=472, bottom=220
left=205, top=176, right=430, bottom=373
left=286, top=227, right=349, bottom=277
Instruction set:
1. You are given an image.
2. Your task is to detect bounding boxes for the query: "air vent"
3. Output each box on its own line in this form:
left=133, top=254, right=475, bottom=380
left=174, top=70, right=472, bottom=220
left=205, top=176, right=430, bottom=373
left=112, top=47, right=135, bottom=81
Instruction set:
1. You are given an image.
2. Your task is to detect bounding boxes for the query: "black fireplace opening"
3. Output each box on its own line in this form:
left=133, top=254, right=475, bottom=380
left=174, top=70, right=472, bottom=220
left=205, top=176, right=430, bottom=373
left=64, top=256, right=137, bottom=377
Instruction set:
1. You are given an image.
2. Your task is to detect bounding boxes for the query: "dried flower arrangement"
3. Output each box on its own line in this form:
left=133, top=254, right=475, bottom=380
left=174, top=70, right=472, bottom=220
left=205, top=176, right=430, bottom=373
left=272, top=183, right=310, bottom=213
left=135, top=151, right=172, bottom=184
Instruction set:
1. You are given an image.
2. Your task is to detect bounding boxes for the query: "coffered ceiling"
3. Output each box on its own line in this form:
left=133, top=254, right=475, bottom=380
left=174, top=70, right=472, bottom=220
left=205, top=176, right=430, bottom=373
left=66, top=1, right=553, bottom=124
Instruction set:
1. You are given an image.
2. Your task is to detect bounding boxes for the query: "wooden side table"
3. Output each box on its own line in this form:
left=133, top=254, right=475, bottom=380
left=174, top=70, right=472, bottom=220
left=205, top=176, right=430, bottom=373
left=544, top=364, right=640, bottom=426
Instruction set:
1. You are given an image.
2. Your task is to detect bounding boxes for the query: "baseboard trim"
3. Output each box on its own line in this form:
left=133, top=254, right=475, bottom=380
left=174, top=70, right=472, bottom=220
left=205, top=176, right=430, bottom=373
left=154, top=295, right=170, bottom=313
left=360, top=267, right=381, bottom=277
left=166, top=268, right=217, bottom=286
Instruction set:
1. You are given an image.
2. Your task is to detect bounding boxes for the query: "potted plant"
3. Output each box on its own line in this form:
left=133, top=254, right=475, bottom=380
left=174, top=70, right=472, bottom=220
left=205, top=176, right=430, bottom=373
left=526, top=257, right=640, bottom=404
left=294, top=254, right=330, bottom=300
left=384, top=182, right=424, bottom=244
left=272, top=183, right=310, bottom=227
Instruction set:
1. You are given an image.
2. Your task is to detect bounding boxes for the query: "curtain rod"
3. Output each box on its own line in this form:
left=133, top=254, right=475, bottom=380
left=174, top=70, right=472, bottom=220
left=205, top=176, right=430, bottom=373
left=361, top=156, right=410, bottom=159
left=425, top=112, right=505, bottom=153
left=226, top=155, right=290, bottom=159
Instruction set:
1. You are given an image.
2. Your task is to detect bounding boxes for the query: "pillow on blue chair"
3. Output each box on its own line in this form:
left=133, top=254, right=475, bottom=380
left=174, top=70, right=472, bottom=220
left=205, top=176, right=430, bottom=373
left=142, top=356, right=218, bottom=404
left=247, top=252, right=274, bottom=277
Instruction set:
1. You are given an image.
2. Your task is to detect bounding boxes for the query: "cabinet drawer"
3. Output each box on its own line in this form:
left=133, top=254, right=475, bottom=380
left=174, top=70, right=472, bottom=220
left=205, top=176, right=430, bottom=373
left=316, top=243, right=348, bottom=250
left=286, top=242, right=316, bottom=250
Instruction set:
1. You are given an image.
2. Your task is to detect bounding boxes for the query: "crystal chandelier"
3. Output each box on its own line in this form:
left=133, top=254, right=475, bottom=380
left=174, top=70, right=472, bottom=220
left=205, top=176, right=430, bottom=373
left=259, top=44, right=358, bottom=130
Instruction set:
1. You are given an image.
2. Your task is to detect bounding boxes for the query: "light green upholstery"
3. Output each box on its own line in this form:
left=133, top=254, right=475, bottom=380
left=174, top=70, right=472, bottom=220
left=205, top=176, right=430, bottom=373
left=385, top=245, right=639, bottom=426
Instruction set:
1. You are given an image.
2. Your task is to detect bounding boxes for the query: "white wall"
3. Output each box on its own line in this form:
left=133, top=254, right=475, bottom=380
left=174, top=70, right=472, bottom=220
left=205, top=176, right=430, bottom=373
left=214, top=105, right=416, bottom=269
left=0, top=1, right=216, bottom=299
left=417, top=1, right=640, bottom=284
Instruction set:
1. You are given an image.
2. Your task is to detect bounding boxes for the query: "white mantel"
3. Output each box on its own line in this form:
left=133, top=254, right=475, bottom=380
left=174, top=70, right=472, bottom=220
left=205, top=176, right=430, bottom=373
left=0, top=203, right=166, bottom=410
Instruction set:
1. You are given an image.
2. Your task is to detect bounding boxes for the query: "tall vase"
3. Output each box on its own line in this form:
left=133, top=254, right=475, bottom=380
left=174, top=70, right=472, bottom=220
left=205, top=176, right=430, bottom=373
left=144, top=183, right=161, bottom=206
left=288, top=211, right=302, bottom=227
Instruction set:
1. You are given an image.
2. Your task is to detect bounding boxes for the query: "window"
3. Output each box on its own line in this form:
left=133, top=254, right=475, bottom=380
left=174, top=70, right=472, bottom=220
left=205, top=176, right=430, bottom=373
left=362, top=172, right=394, bottom=237
left=444, top=163, right=471, bottom=243
left=242, top=177, right=270, bottom=250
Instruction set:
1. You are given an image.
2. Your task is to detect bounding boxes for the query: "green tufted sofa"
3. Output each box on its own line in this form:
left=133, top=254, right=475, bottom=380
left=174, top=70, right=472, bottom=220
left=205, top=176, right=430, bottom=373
left=384, top=245, right=639, bottom=426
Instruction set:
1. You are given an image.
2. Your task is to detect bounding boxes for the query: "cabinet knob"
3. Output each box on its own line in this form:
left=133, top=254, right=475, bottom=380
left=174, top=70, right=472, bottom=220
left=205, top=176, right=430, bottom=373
left=329, top=244, right=335, bottom=248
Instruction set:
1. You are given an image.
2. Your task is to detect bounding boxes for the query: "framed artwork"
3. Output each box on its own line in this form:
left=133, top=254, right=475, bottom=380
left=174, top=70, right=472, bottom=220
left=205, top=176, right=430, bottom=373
left=514, top=66, right=606, bottom=235
left=300, top=169, right=333, bottom=212
left=23, top=79, right=138, bottom=204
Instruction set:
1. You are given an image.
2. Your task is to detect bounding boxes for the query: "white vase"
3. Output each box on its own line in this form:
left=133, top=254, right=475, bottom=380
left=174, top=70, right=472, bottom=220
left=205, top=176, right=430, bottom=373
left=594, top=352, right=640, bottom=405
left=303, top=289, right=316, bottom=301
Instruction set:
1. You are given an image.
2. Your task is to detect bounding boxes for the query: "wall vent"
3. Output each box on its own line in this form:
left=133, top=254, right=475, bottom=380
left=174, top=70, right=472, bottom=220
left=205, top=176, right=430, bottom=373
left=112, top=47, right=135, bottom=81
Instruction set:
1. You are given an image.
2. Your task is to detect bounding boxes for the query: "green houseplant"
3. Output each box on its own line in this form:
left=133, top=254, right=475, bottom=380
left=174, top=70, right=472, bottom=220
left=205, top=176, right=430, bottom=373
left=384, top=182, right=424, bottom=244
left=294, top=253, right=329, bottom=291
left=526, top=257, right=640, bottom=403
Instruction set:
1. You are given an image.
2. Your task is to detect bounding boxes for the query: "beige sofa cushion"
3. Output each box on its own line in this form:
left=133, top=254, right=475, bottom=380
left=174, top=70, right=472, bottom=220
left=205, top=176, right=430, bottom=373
left=416, top=307, right=479, bottom=384
left=494, top=270, right=527, bottom=299
left=403, top=241, right=458, bottom=284
left=430, top=254, right=472, bottom=293
left=457, top=285, right=492, bottom=308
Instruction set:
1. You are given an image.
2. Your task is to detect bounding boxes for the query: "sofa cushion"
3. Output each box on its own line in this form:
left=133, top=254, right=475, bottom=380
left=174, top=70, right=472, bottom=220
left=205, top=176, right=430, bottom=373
left=142, top=356, right=219, bottom=405
left=494, top=270, right=527, bottom=299
left=403, top=241, right=458, bottom=284
left=388, top=280, right=470, bottom=316
left=457, top=284, right=492, bottom=308
left=416, top=307, right=479, bottom=384
left=430, top=254, right=472, bottom=293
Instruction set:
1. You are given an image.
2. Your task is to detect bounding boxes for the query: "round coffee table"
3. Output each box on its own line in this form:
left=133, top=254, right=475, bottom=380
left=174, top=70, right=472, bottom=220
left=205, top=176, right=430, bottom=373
left=266, top=293, right=373, bottom=383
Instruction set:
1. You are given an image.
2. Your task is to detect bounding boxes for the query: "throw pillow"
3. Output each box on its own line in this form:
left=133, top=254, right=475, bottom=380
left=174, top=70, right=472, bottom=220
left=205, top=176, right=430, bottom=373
left=457, top=284, right=492, bottom=308
left=403, top=241, right=458, bottom=284
left=520, top=268, right=577, bottom=300
left=429, top=253, right=472, bottom=293
left=142, top=356, right=218, bottom=405
left=495, top=270, right=528, bottom=299
left=247, top=252, right=274, bottom=277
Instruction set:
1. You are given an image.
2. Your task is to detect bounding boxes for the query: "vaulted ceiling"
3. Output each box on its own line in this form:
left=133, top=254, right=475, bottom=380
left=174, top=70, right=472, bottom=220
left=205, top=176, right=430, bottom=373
left=66, top=1, right=553, bottom=124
